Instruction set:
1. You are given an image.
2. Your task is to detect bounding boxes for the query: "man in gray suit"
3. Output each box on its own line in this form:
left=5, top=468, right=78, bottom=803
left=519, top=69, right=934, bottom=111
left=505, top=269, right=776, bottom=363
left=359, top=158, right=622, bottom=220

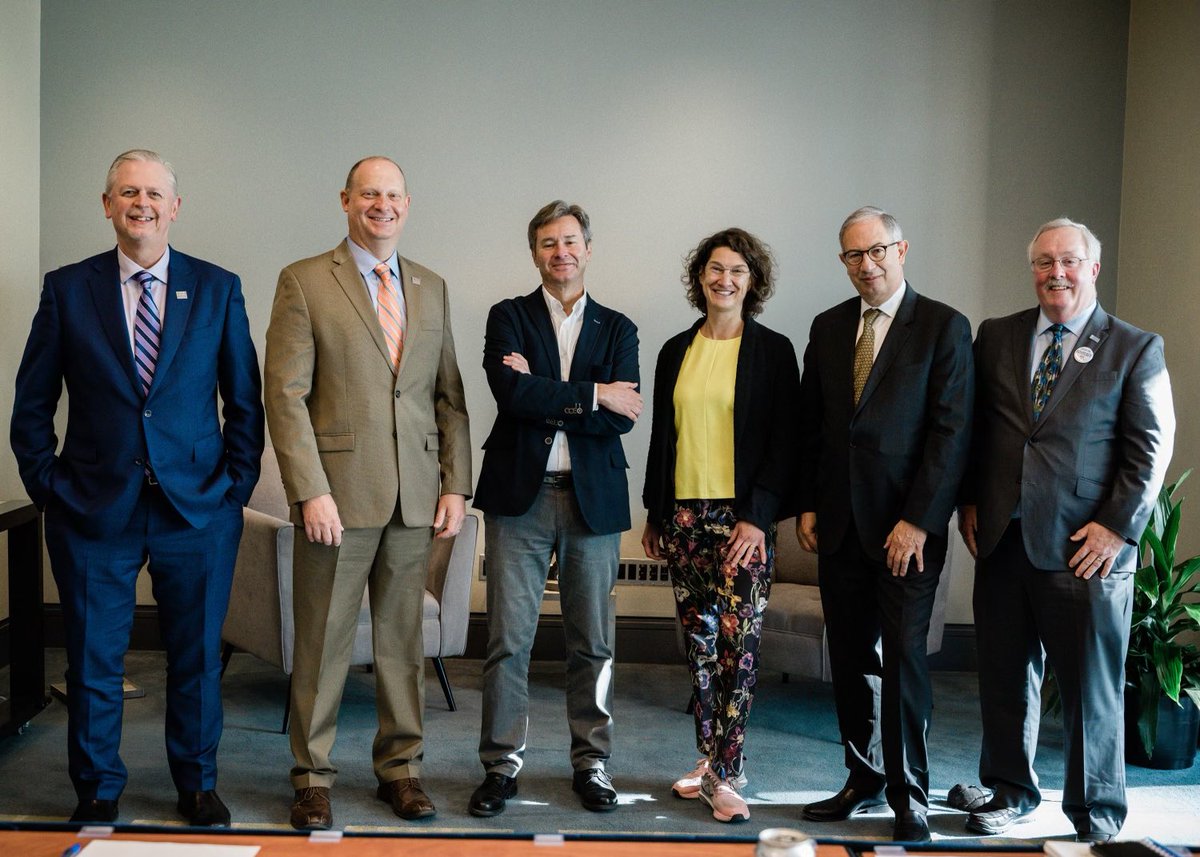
left=957, top=218, right=1174, bottom=842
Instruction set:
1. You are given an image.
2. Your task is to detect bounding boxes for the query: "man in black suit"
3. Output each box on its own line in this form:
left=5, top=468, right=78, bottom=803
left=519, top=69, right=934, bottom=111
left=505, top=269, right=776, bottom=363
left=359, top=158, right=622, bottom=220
left=956, top=218, right=1174, bottom=842
left=796, top=206, right=974, bottom=842
left=469, top=200, right=641, bottom=817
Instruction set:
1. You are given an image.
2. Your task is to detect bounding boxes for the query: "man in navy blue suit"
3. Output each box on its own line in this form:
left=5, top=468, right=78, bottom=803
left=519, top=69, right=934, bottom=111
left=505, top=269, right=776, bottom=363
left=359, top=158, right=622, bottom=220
left=10, top=150, right=264, bottom=826
left=469, top=201, right=641, bottom=817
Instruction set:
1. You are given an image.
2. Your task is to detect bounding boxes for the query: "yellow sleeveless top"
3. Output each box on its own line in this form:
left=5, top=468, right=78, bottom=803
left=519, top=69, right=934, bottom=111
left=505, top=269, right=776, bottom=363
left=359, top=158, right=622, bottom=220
left=672, top=333, right=739, bottom=499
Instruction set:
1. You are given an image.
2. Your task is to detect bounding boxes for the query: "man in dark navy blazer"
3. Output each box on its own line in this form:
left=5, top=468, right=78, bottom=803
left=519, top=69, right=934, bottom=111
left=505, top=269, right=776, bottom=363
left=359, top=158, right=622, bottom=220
left=469, top=201, right=641, bottom=817
left=10, top=150, right=264, bottom=826
left=795, top=206, right=973, bottom=842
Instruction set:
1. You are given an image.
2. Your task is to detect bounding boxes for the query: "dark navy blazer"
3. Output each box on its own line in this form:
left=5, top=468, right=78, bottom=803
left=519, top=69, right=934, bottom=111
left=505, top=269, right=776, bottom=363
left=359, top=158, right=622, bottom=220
left=11, top=247, right=264, bottom=537
left=473, top=288, right=639, bottom=536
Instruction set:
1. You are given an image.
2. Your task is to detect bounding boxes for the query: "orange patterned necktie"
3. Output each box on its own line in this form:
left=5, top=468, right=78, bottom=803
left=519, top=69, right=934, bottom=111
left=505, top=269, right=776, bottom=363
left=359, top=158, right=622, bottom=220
left=853, top=307, right=882, bottom=404
left=374, top=262, right=404, bottom=374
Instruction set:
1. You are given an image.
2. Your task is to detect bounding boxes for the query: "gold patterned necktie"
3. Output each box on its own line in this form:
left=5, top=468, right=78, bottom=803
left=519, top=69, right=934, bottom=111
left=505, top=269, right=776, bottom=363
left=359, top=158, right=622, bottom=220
left=853, top=307, right=882, bottom=404
left=374, top=262, right=404, bottom=375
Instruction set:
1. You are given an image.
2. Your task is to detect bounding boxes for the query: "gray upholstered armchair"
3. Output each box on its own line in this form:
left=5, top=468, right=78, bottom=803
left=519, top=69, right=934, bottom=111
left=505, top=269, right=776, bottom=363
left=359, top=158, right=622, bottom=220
left=759, top=516, right=952, bottom=681
left=220, top=447, right=479, bottom=732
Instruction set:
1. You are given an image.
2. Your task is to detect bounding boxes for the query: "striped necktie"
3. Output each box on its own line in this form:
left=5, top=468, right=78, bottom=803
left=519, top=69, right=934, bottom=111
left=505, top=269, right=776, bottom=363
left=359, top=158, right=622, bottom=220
left=853, top=307, right=882, bottom=405
left=133, top=270, right=161, bottom=397
left=374, top=262, right=404, bottom=374
left=1031, top=323, right=1067, bottom=421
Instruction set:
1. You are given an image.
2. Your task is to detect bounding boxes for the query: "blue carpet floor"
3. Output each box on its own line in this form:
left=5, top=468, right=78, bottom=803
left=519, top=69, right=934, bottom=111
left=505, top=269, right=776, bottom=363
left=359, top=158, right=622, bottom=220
left=1, top=650, right=1197, bottom=844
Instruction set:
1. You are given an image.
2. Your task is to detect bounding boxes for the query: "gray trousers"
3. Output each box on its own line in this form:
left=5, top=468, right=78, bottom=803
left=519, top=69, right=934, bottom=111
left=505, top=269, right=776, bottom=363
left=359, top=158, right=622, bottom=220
left=974, top=520, right=1133, bottom=838
left=479, top=482, right=620, bottom=777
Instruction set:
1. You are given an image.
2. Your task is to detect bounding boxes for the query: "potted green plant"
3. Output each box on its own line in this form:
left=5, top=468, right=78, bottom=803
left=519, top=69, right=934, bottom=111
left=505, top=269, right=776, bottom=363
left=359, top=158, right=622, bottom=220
left=1124, top=469, right=1200, bottom=768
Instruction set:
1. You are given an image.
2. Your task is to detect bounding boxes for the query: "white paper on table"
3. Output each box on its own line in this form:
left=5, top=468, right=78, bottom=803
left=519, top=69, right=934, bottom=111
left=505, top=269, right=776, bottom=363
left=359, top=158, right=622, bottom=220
left=81, top=841, right=260, bottom=856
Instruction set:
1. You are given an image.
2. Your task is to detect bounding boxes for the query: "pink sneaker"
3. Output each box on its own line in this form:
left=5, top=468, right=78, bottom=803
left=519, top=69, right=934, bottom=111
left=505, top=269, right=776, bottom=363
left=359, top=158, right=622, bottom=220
left=671, top=759, right=709, bottom=799
left=699, top=770, right=749, bottom=823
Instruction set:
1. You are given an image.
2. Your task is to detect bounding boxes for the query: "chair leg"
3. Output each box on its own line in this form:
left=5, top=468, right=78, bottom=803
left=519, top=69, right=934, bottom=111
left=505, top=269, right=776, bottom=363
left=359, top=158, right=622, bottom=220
left=282, top=675, right=292, bottom=735
left=220, top=643, right=235, bottom=678
left=432, top=658, right=456, bottom=711
left=782, top=672, right=790, bottom=684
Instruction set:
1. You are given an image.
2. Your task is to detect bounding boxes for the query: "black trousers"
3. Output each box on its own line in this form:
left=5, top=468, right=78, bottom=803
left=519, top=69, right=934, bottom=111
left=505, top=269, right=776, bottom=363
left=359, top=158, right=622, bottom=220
left=818, top=519, right=945, bottom=813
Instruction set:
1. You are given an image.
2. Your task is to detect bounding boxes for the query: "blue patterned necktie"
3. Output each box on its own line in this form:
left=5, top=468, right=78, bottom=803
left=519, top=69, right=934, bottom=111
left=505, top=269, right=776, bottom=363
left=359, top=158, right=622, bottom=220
left=1031, top=323, right=1067, bottom=420
left=133, top=270, right=161, bottom=397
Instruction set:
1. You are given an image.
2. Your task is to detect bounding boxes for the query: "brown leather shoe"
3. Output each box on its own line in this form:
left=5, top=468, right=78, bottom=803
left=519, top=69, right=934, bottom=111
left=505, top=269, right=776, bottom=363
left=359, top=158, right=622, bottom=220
left=290, top=786, right=332, bottom=830
left=376, top=777, right=436, bottom=820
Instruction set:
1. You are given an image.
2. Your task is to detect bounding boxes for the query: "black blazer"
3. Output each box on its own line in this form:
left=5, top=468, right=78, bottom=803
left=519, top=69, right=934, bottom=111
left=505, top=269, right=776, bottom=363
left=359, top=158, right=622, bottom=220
left=795, top=284, right=973, bottom=562
left=643, top=317, right=801, bottom=532
left=473, top=288, right=639, bottom=535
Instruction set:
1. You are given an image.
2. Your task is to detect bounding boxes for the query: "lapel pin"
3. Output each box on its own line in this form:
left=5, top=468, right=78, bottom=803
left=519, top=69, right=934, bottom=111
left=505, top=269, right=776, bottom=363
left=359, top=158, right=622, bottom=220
left=1074, top=346, right=1094, bottom=364
left=411, top=276, right=421, bottom=286
left=1089, top=334, right=1100, bottom=342
left=175, top=291, right=188, bottom=299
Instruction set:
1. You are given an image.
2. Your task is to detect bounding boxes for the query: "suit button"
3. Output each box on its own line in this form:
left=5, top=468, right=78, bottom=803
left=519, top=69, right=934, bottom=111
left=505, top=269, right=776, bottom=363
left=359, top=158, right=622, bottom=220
left=393, top=430, right=397, bottom=438
left=544, top=437, right=553, bottom=445
left=143, top=409, right=152, bottom=418
left=394, top=391, right=401, bottom=399
left=1029, top=436, right=1039, bottom=444
left=134, top=458, right=144, bottom=467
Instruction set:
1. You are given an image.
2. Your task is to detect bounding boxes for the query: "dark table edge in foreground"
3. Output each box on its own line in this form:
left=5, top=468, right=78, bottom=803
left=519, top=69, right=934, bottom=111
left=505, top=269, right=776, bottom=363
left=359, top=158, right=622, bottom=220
left=0, top=499, right=49, bottom=737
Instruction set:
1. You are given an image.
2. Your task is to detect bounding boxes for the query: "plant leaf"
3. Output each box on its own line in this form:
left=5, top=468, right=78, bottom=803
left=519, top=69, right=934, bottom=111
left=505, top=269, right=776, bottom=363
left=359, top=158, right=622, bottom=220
left=1154, top=641, right=1183, bottom=702
left=1136, top=671, right=1159, bottom=758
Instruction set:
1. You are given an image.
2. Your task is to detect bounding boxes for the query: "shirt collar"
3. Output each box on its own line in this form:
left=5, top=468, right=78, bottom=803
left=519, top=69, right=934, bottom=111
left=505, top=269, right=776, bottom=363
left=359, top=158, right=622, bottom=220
left=861, top=280, right=906, bottom=318
left=541, top=286, right=587, bottom=321
left=347, top=237, right=399, bottom=284
left=117, top=246, right=170, bottom=285
left=1036, top=300, right=1096, bottom=337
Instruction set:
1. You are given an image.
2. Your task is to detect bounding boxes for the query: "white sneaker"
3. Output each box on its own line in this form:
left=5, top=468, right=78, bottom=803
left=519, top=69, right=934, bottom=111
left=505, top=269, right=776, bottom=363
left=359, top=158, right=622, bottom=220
left=671, top=759, right=709, bottom=799
left=699, top=770, right=749, bottom=823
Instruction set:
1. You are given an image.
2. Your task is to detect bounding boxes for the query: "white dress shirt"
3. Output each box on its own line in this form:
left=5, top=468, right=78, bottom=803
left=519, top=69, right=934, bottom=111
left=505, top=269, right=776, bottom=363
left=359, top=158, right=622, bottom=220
left=118, top=247, right=169, bottom=353
left=857, top=280, right=907, bottom=358
left=542, top=287, right=594, bottom=473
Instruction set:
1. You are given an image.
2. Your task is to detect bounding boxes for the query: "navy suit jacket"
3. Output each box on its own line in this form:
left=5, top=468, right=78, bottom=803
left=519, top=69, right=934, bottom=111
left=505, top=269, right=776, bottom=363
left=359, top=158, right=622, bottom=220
left=11, top=247, right=265, bottom=537
left=473, top=288, right=639, bottom=535
left=642, top=317, right=801, bottom=532
left=796, top=284, right=974, bottom=561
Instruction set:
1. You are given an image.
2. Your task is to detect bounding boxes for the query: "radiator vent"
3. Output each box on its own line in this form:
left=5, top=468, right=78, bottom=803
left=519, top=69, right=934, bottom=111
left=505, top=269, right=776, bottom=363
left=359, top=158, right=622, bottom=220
left=478, top=555, right=670, bottom=586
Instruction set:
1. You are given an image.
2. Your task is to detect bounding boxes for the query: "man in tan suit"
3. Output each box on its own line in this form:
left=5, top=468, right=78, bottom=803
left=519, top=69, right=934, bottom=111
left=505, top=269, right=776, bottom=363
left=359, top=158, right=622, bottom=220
left=265, top=156, right=471, bottom=829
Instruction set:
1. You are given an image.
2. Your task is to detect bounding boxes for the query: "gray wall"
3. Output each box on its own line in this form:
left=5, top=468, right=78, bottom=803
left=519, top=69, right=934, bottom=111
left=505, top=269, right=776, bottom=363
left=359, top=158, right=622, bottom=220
left=1, top=0, right=41, bottom=616
left=1118, top=0, right=1200, bottom=558
left=19, top=0, right=1134, bottom=621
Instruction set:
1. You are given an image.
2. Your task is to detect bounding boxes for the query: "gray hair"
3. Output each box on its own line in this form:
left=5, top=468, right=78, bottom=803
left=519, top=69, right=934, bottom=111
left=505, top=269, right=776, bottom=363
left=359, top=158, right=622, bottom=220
left=1027, top=217, right=1102, bottom=264
left=105, top=149, right=178, bottom=197
left=528, top=200, right=592, bottom=251
left=838, top=205, right=903, bottom=247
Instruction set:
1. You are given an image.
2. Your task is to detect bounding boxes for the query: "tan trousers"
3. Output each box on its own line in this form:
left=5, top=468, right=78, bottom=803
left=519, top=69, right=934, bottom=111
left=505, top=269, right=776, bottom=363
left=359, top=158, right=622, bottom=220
left=288, top=507, right=432, bottom=789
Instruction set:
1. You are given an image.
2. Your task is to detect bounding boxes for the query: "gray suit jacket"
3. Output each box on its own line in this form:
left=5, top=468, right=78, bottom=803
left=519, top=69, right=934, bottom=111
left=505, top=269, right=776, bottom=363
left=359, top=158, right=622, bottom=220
left=964, top=304, right=1174, bottom=571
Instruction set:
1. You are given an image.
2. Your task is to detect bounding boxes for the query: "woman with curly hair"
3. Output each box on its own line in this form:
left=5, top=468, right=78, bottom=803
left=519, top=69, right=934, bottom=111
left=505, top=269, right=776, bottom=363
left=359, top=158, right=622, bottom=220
left=642, top=227, right=800, bottom=823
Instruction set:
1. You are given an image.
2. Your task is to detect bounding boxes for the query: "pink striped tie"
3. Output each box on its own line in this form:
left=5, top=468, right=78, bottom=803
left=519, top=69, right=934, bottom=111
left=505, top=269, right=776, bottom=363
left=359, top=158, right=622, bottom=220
left=374, top=262, right=404, bottom=374
left=132, top=270, right=161, bottom=396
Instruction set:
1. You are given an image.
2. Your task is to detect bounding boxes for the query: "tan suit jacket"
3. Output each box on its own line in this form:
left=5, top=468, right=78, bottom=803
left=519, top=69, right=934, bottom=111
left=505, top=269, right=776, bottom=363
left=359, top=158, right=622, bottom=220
left=265, top=239, right=471, bottom=527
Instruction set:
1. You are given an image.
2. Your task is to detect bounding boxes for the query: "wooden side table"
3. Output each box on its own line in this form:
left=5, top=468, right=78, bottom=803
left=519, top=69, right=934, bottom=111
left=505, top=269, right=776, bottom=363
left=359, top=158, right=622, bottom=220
left=0, top=499, right=49, bottom=736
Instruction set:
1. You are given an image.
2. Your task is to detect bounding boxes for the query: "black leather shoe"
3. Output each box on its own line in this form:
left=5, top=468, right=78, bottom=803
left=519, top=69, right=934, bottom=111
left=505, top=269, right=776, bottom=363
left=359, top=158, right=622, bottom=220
left=70, top=798, right=119, bottom=823
left=965, top=798, right=1033, bottom=835
left=177, top=789, right=231, bottom=827
left=802, top=785, right=886, bottom=822
left=572, top=768, right=618, bottom=812
left=894, top=811, right=931, bottom=842
left=468, top=772, right=518, bottom=817
left=1076, top=833, right=1113, bottom=843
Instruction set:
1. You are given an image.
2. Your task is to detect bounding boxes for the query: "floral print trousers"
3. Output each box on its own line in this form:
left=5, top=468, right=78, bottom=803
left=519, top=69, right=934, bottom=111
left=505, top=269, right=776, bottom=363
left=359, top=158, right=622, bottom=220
left=664, top=499, right=774, bottom=781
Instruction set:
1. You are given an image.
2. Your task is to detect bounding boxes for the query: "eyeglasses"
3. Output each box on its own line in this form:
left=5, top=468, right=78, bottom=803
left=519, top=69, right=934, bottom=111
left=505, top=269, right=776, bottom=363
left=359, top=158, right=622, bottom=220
left=705, top=263, right=750, bottom=279
left=840, top=242, right=900, bottom=267
left=1031, top=256, right=1089, bottom=272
